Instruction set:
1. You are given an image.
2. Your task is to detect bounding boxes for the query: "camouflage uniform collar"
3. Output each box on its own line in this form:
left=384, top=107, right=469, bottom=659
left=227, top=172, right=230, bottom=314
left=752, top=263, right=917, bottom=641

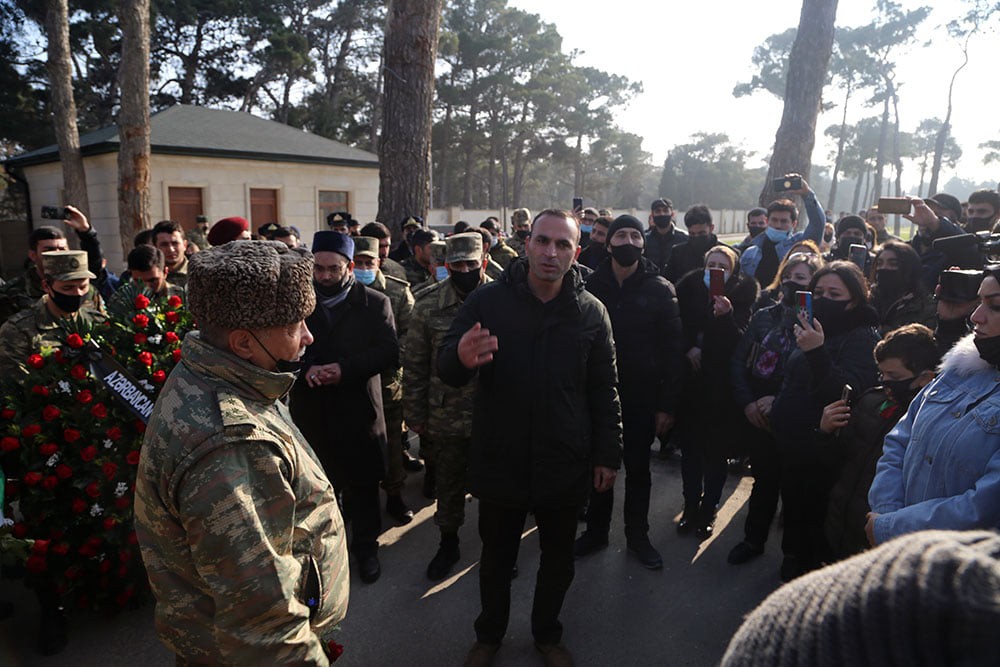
left=36, top=295, right=67, bottom=330
left=26, top=268, right=45, bottom=298
left=372, top=270, right=387, bottom=291
left=181, top=331, right=296, bottom=401
left=439, top=274, right=491, bottom=307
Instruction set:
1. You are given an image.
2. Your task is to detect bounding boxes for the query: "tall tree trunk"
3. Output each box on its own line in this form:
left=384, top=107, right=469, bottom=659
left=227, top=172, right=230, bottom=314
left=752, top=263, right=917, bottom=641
left=929, top=30, right=972, bottom=194
left=872, top=87, right=890, bottom=200
left=759, top=0, right=839, bottom=205
left=377, top=0, right=442, bottom=241
left=117, top=0, right=151, bottom=258
left=179, top=17, right=204, bottom=105
left=368, top=49, right=383, bottom=153
left=827, top=81, right=853, bottom=212
left=851, top=171, right=863, bottom=213
left=439, top=100, right=453, bottom=207
left=45, top=0, right=90, bottom=217
left=461, top=69, right=480, bottom=209
left=891, top=83, right=903, bottom=198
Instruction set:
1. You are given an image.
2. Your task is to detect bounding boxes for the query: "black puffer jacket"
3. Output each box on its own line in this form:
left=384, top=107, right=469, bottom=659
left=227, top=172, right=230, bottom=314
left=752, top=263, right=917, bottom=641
left=437, top=258, right=623, bottom=509
left=585, top=257, right=683, bottom=412
left=731, top=302, right=797, bottom=410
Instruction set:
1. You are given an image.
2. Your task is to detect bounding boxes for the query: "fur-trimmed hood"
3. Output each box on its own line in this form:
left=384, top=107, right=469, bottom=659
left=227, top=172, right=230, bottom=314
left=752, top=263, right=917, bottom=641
left=939, top=333, right=992, bottom=377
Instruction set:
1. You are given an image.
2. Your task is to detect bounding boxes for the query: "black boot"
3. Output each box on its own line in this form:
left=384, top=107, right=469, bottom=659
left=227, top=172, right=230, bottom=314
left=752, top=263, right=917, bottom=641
left=426, top=531, right=460, bottom=581
left=386, top=493, right=414, bottom=525
left=695, top=503, right=716, bottom=540
left=402, top=449, right=424, bottom=472
left=676, top=503, right=698, bottom=535
left=422, top=462, right=436, bottom=500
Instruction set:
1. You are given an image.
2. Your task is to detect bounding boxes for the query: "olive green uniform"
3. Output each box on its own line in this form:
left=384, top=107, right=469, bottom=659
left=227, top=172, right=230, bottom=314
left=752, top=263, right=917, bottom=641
left=0, top=297, right=106, bottom=378
left=489, top=240, right=518, bottom=269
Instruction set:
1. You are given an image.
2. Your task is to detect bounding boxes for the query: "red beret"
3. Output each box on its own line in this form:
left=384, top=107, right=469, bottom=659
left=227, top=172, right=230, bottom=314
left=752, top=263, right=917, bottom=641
left=207, top=217, right=250, bottom=246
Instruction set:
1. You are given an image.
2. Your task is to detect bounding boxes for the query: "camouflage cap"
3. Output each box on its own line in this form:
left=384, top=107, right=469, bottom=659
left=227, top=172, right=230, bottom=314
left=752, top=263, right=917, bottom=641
left=511, top=208, right=531, bottom=223
left=446, top=232, right=483, bottom=264
left=428, top=240, right=447, bottom=265
left=41, top=250, right=96, bottom=282
left=187, top=240, right=315, bottom=331
left=354, top=236, right=379, bottom=259
left=402, top=216, right=423, bottom=229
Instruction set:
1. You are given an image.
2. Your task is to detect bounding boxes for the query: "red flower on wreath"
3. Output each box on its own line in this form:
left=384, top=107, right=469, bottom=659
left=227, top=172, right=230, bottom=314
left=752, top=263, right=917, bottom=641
left=80, top=445, right=97, bottom=462
left=164, top=331, right=179, bottom=344
left=132, top=314, right=149, bottom=329
left=26, top=555, right=47, bottom=575
left=134, top=333, right=148, bottom=345
left=28, top=353, right=45, bottom=369
left=85, top=481, right=101, bottom=498
left=1, top=407, right=14, bottom=419
left=127, top=450, right=141, bottom=465
left=327, top=640, right=344, bottom=662
left=137, top=351, right=153, bottom=367
left=56, top=464, right=73, bottom=479
left=66, top=333, right=84, bottom=349
left=172, top=348, right=182, bottom=362
left=134, top=294, right=150, bottom=310
left=165, top=311, right=179, bottom=324
left=22, top=423, right=41, bottom=438
left=12, top=523, right=28, bottom=538
left=63, top=428, right=81, bottom=443
left=42, top=405, right=61, bottom=421
left=167, top=295, right=183, bottom=308
left=114, top=496, right=131, bottom=510
left=71, top=364, right=88, bottom=381
left=39, top=442, right=58, bottom=456
left=54, top=348, right=67, bottom=364
left=1, top=436, right=19, bottom=452
left=71, top=498, right=87, bottom=514
left=103, top=517, right=117, bottom=532
left=32, top=385, right=50, bottom=397
left=102, top=462, right=118, bottom=480
left=52, top=542, right=70, bottom=556
left=106, top=426, right=122, bottom=441
left=91, top=403, right=108, bottom=419
left=76, top=390, right=93, bottom=404
left=23, top=472, right=42, bottom=486
left=134, top=420, right=146, bottom=434
left=41, top=476, right=59, bottom=491
left=152, top=370, right=166, bottom=384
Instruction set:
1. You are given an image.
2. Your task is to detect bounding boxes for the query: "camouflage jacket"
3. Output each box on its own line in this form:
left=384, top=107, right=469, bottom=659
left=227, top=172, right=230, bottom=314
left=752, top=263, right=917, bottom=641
left=166, top=256, right=189, bottom=288
left=381, top=257, right=408, bottom=282
left=368, top=271, right=414, bottom=399
left=400, top=256, right=432, bottom=288
left=485, top=257, right=505, bottom=281
left=0, top=268, right=44, bottom=325
left=0, top=297, right=106, bottom=378
left=134, top=331, right=349, bottom=665
left=403, top=275, right=490, bottom=438
left=489, top=240, right=518, bottom=269
left=507, top=234, right=528, bottom=257
left=185, top=228, right=210, bottom=251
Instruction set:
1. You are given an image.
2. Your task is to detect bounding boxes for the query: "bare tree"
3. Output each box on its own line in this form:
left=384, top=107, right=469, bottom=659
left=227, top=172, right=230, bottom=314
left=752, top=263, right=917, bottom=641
left=377, top=0, right=443, bottom=243
left=759, top=0, right=839, bottom=205
left=45, top=0, right=90, bottom=215
left=117, top=0, right=151, bottom=257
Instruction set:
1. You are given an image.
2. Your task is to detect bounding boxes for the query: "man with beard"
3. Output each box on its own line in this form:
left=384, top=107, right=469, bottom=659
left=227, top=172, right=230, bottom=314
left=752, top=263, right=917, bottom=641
left=400, top=229, right=438, bottom=287
left=967, top=190, right=1000, bottom=233
left=359, top=221, right=408, bottom=281
left=507, top=208, right=532, bottom=257
left=735, top=208, right=768, bottom=254
left=662, top=204, right=718, bottom=284
left=577, top=216, right=610, bottom=270
left=575, top=215, right=683, bottom=570
left=289, top=231, right=399, bottom=585
left=153, top=220, right=190, bottom=287
left=644, top=198, right=688, bottom=271
left=824, top=215, right=871, bottom=268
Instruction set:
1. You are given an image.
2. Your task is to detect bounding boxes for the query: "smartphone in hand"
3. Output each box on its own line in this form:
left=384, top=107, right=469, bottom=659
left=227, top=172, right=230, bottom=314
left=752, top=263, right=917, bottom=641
left=709, top=268, right=725, bottom=299
left=796, top=291, right=813, bottom=325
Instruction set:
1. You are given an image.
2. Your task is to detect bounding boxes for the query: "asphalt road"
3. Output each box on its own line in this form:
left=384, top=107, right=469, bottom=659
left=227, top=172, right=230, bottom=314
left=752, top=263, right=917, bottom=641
left=0, top=445, right=786, bottom=666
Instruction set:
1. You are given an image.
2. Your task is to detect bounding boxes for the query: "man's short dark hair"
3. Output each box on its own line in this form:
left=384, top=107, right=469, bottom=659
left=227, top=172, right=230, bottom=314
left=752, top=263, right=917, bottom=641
left=684, top=204, right=712, bottom=228
left=748, top=207, right=767, bottom=219
left=134, top=229, right=154, bottom=247
left=767, top=199, right=799, bottom=222
left=875, top=323, right=939, bottom=376
left=127, top=244, right=165, bottom=272
left=582, top=207, right=600, bottom=218
left=968, top=190, right=1000, bottom=213
left=273, top=226, right=295, bottom=240
left=152, top=220, right=184, bottom=242
left=593, top=216, right=611, bottom=229
left=471, top=228, right=492, bottom=256
left=29, top=226, right=66, bottom=250
left=453, top=221, right=471, bottom=235
left=360, top=222, right=390, bottom=240
left=480, top=219, right=500, bottom=233
left=411, top=229, right=437, bottom=248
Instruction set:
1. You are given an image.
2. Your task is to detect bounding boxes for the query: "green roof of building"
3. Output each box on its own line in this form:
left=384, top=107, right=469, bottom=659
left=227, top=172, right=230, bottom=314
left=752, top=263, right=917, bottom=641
left=7, top=104, right=379, bottom=169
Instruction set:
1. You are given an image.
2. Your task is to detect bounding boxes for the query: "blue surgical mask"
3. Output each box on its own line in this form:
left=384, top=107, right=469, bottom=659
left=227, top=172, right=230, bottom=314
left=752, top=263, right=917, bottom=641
left=354, top=268, right=377, bottom=286
left=490, top=235, right=499, bottom=248
left=435, top=266, right=449, bottom=281
left=765, top=226, right=790, bottom=243
left=581, top=225, right=593, bottom=234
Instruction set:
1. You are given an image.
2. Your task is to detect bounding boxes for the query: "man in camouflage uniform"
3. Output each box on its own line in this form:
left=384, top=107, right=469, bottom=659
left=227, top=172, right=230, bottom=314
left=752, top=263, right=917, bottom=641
left=470, top=228, right=507, bottom=281
left=134, top=241, right=349, bottom=665
left=506, top=208, right=532, bottom=258
left=107, top=246, right=184, bottom=310
left=404, top=232, right=492, bottom=581
left=401, top=229, right=437, bottom=288
left=152, top=220, right=190, bottom=287
left=0, top=250, right=106, bottom=378
left=353, top=236, right=416, bottom=524
left=480, top=218, right=518, bottom=269
left=185, top=216, right=210, bottom=251
left=359, top=222, right=408, bottom=282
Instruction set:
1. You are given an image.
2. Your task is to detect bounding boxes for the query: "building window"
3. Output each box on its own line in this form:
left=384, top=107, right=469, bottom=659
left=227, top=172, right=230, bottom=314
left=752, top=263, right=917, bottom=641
left=318, top=190, right=349, bottom=226
left=250, top=188, right=279, bottom=228
left=168, top=187, right=204, bottom=232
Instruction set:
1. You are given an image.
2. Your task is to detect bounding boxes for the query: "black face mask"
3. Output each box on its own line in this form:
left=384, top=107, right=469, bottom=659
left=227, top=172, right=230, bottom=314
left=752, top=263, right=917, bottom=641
left=49, top=290, right=84, bottom=314
left=610, top=243, right=643, bottom=267
left=812, top=297, right=850, bottom=324
left=687, top=234, right=714, bottom=251
left=515, top=230, right=529, bottom=240
left=652, top=215, right=673, bottom=229
left=748, top=226, right=765, bottom=238
left=974, top=335, right=1000, bottom=369
left=966, top=217, right=993, bottom=232
left=875, top=269, right=904, bottom=296
left=449, top=269, right=482, bottom=295
left=882, top=377, right=919, bottom=409
left=248, top=331, right=305, bottom=377
left=823, top=232, right=834, bottom=243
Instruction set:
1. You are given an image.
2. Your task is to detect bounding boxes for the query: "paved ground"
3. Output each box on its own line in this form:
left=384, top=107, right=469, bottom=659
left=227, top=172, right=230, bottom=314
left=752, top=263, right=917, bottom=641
left=0, top=445, right=786, bottom=666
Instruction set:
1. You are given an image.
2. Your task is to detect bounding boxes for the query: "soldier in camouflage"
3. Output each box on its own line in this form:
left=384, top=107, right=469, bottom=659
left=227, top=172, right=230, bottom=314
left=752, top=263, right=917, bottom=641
left=404, top=232, right=492, bottom=581
left=0, top=250, right=106, bottom=378
left=506, top=207, right=532, bottom=258
left=400, top=229, right=437, bottom=287
left=353, top=236, right=416, bottom=524
left=359, top=222, right=408, bottom=282
left=134, top=240, right=349, bottom=665
left=480, top=218, right=518, bottom=269
left=106, top=245, right=184, bottom=312
left=470, top=228, right=507, bottom=281
left=185, top=216, right=210, bottom=251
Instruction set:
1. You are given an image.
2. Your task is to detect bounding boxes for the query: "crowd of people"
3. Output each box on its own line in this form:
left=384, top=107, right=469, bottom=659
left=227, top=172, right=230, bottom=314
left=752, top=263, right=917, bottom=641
left=2, top=178, right=1000, bottom=664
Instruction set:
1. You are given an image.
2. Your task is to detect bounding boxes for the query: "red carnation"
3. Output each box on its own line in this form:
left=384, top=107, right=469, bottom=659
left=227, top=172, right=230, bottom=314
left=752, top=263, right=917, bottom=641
left=165, top=311, right=179, bottom=324
left=134, top=420, right=146, bottom=434
left=127, top=450, right=141, bottom=465
left=39, top=442, right=58, bottom=456
left=12, top=523, right=27, bottom=538
left=134, top=294, right=150, bottom=310
left=172, top=348, right=182, bottom=362
left=27, top=353, right=45, bottom=369
left=91, top=403, right=108, bottom=419
left=41, top=405, right=61, bottom=421
left=31, top=385, right=50, bottom=397
left=63, top=428, right=81, bottom=443
left=26, top=555, right=47, bottom=575
left=54, top=348, right=66, bottom=364
left=49, top=527, right=65, bottom=539
left=41, top=476, right=58, bottom=491
left=64, top=566, right=81, bottom=580
left=106, top=426, right=122, bottom=441
left=114, top=496, right=131, bottom=510
left=127, top=531, right=138, bottom=545
left=102, top=517, right=117, bottom=532
left=134, top=333, right=148, bottom=345
left=152, top=369, right=166, bottom=384
left=1, top=436, right=19, bottom=452
left=22, top=423, right=41, bottom=438
left=32, top=539, right=50, bottom=555
left=132, top=313, right=149, bottom=329
left=327, top=640, right=344, bottom=662
left=71, top=498, right=87, bottom=514
left=52, top=542, right=70, bottom=556
left=164, top=331, right=179, bottom=344
left=85, top=481, right=100, bottom=498
left=118, top=550, right=131, bottom=563
left=23, top=472, right=42, bottom=486
left=99, top=558, right=113, bottom=574
left=55, top=464, right=73, bottom=480
left=1, top=407, right=15, bottom=419
left=66, top=333, right=84, bottom=349
left=80, top=445, right=97, bottom=462
left=76, top=390, right=93, bottom=404
left=167, top=295, right=183, bottom=308
left=137, top=351, right=153, bottom=366
left=102, top=462, right=118, bottom=480
left=70, top=364, right=88, bottom=380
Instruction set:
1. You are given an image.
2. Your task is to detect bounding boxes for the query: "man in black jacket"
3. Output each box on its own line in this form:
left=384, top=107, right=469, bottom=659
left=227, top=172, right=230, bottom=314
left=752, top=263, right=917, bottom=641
left=438, top=209, right=623, bottom=667
left=644, top=197, right=687, bottom=270
left=575, top=215, right=683, bottom=570
left=662, top=204, right=718, bottom=285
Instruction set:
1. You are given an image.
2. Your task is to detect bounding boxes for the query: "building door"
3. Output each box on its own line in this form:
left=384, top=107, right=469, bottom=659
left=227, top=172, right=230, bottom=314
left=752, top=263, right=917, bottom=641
left=250, top=188, right=279, bottom=228
left=168, top=187, right=204, bottom=232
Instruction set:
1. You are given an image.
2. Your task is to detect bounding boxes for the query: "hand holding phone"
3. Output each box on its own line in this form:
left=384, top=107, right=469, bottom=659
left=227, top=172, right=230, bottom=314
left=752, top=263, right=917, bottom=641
left=849, top=244, right=868, bottom=270
left=877, top=197, right=911, bottom=215
left=773, top=175, right=803, bottom=193
left=572, top=197, right=583, bottom=212
left=796, top=291, right=813, bottom=325
left=40, top=206, right=69, bottom=220
left=841, top=383, right=854, bottom=407
left=709, top=268, right=726, bottom=299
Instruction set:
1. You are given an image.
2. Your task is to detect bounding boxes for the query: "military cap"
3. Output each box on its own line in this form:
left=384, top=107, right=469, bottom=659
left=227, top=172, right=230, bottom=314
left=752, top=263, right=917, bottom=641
left=511, top=208, right=531, bottom=223
left=354, top=236, right=379, bottom=259
left=411, top=229, right=437, bottom=248
left=402, top=216, right=423, bottom=229
left=446, top=232, right=483, bottom=264
left=187, top=240, right=315, bottom=331
left=326, top=211, right=352, bottom=227
left=41, top=250, right=96, bottom=282
left=312, top=231, right=354, bottom=261
left=208, top=216, right=250, bottom=246
left=428, top=241, right=447, bottom=265
left=258, top=221, right=281, bottom=237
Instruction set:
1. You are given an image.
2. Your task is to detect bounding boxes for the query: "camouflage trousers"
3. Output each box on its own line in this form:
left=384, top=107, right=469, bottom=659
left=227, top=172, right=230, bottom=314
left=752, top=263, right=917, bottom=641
left=432, top=436, right=471, bottom=531
left=380, top=396, right=406, bottom=495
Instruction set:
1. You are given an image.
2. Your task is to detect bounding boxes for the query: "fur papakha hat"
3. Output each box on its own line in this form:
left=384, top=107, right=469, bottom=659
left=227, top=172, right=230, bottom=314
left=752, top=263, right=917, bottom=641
left=187, top=240, right=315, bottom=331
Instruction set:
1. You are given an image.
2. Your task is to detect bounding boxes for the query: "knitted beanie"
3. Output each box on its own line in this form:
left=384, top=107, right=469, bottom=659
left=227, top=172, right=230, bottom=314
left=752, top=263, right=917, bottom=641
left=187, top=240, right=315, bottom=330
left=605, top=215, right=645, bottom=245
left=721, top=530, right=1000, bottom=666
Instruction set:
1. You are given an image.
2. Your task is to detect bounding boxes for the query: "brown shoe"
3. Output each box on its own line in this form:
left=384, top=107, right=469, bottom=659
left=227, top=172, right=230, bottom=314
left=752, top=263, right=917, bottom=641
left=463, top=641, right=499, bottom=667
left=535, top=642, right=574, bottom=667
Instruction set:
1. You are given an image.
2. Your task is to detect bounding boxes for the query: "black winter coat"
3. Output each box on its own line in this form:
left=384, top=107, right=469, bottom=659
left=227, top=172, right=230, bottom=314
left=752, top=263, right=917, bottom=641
left=289, top=281, right=399, bottom=487
left=437, top=258, right=623, bottom=509
left=662, top=235, right=718, bottom=285
left=585, top=257, right=683, bottom=412
left=731, top=302, right=796, bottom=410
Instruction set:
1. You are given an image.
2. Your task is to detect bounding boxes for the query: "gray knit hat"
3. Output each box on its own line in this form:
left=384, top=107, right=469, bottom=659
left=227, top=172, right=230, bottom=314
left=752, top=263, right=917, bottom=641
left=187, top=240, right=315, bottom=330
left=721, top=530, right=1000, bottom=666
